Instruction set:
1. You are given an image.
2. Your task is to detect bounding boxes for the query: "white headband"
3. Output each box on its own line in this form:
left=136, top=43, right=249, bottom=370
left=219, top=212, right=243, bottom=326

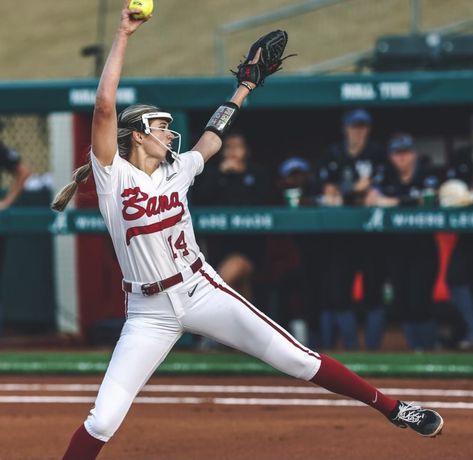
left=141, top=112, right=173, bottom=134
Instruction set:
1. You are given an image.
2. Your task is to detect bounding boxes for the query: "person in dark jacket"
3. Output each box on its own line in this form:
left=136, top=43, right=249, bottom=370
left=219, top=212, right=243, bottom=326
left=319, top=109, right=387, bottom=350
left=320, top=109, right=386, bottom=206
left=192, top=131, right=270, bottom=300
left=192, top=131, right=270, bottom=207
left=367, top=134, right=439, bottom=350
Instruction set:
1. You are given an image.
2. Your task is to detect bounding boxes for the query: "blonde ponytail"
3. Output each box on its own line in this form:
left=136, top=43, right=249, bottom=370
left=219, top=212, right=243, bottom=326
left=52, top=104, right=162, bottom=212
left=51, top=162, right=92, bottom=212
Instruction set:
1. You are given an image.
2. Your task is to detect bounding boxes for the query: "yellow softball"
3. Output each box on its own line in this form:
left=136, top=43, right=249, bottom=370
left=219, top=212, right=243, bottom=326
left=128, top=0, right=154, bottom=20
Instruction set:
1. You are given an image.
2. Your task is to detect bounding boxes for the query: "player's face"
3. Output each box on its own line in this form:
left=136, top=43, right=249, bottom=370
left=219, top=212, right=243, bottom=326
left=345, top=124, right=370, bottom=147
left=284, top=170, right=308, bottom=188
left=390, top=149, right=416, bottom=173
left=143, top=119, right=174, bottom=160
left=222, top=135, right=248, bottom=162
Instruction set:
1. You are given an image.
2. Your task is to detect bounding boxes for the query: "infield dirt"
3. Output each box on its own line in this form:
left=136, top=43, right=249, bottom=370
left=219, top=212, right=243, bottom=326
left=0, top=375, right=471, bottom=460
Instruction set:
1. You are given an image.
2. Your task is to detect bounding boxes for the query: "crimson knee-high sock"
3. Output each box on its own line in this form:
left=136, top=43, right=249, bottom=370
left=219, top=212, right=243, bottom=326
left=62, top=424, right=105, bottom=460
left=311, top=354, right=397, bottom=416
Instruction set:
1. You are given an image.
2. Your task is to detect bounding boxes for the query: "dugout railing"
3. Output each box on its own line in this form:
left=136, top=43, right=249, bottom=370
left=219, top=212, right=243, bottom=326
left=2, top=206, right=473, bottom=234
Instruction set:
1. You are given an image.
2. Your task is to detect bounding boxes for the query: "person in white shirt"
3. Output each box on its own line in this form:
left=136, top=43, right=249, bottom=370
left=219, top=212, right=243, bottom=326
left=57, top=3, right=443, bottom=459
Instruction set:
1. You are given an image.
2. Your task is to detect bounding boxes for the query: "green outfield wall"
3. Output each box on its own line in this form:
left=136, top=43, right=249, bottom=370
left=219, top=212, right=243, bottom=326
left=2, top=206, right=473, bottom=235
left=2, top=70, right=473, bottom=114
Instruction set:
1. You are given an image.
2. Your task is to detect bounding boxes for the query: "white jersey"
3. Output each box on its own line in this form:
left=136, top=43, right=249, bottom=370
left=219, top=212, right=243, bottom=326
left=82, top=149, right=321, bottom=451
left=90, top=150, right=204, bottom=284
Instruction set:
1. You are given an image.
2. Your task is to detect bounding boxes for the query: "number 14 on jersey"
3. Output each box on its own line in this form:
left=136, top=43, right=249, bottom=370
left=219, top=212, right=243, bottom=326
left=167, top=231, right=189, bottom=258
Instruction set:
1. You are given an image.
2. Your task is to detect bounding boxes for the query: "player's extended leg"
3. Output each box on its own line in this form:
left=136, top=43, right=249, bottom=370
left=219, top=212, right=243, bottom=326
left=62, top=311, right=183, bottom=460
left=182, top=267, right=443, bottom=437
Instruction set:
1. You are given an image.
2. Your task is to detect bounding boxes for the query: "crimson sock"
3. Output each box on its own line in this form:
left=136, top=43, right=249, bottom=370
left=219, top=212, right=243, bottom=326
left=311, top=354, right=397, bottom=416
left=62, top=424, right=105, bottom=460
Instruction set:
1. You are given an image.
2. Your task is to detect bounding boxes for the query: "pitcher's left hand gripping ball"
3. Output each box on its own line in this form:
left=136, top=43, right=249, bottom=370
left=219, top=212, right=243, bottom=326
left=233, top=30, right=295, bottom=88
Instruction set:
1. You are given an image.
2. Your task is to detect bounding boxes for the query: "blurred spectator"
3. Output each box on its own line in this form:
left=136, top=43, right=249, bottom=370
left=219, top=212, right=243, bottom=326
left=275, top=157, right=324, bottom=345
left=319, top=109, right=385, bottom=205
left=277, top=157, right=320, bottom=206
left=0, top=123, right=31, bottom=335
left=369, top=134, right=439, bottom=350
left=366, top=134, right=438, bottom=207
left=446, top=144, right=473, bottom=185
left=193, top=130, right=270, bottom=207
left=318, top=109, right=386, bottom=350
left=442, top=145, right=473, bottom=350
left=277, top=157, right=330, bottom=348
left=193, top=130, right=270, bottom=300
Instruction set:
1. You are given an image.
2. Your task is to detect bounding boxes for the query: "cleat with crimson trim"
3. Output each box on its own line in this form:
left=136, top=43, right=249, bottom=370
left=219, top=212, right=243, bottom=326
left=388, top=401, right=444, bottom=437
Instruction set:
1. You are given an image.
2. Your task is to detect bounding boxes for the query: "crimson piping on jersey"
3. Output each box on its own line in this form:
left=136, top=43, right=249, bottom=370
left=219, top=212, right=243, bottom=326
left=199, top=269, right=320, bottom=360
left=124, top=209, right=185, bottom=245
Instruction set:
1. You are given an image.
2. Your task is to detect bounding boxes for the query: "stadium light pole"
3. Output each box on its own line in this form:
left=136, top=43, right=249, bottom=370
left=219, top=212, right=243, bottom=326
left=95, top=0, right=108, bottom=76
left=410, top=0, right=422, bottom=33
left=80, top=0, right=108, bottom=77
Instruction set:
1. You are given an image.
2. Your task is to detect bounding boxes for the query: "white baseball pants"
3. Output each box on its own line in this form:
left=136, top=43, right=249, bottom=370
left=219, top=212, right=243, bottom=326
left=84, top=263, right=321, bottom=442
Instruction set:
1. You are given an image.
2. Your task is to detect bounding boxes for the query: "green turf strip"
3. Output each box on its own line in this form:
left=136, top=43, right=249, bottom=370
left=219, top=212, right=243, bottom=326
left=0, top=351, right=472, bottom=377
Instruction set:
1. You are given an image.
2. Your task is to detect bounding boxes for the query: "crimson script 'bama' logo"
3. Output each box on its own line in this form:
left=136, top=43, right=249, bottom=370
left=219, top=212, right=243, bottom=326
left=121, top=187, right=185, bottom=245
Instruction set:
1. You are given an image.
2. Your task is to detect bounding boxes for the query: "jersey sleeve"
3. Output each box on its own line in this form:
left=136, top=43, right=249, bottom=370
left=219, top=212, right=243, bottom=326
left=178, top=151, right=204, bottom=185
left=0, top=142, right=20, bottom=172
left=90, top=150, right=126, bottom=195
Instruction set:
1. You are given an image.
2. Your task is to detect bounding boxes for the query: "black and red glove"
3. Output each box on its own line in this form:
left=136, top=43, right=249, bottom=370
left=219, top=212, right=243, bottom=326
left=232, top=29, right=295, bottom=88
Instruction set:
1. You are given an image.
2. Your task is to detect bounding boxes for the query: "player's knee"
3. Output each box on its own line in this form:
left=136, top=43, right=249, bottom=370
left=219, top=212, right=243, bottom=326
left=84, top=410, right=121, bottom=442
left=290, top=352, right=320, bottom=380
left=263, top=337, right=320, bottom=381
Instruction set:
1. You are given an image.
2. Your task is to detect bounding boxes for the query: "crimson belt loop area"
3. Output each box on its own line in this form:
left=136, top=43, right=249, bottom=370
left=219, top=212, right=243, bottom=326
left=122, top=257, right=203, bottom=296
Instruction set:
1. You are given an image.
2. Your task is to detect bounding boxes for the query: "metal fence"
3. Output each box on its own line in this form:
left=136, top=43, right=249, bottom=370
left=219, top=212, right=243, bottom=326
left=0, top=115, right=50, bottom=186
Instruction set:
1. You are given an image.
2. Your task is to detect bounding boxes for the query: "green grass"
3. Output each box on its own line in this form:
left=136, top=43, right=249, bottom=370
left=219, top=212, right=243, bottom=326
left=0, top=351, right=471, bottom=377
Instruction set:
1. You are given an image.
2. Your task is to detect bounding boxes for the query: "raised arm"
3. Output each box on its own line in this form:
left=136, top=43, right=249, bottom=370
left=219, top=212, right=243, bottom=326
left=92, top=1, right=150, bottom=166
left=193, top=84, right=254, bottom=163
left=194, top=30, right=292, bottom=163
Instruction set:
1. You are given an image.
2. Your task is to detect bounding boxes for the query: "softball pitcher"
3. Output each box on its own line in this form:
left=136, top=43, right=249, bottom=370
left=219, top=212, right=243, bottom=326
left=57, top=2, right=443, bottom=459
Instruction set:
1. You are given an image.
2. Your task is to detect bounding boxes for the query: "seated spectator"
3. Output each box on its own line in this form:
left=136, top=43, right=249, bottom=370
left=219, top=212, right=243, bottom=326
left=366, top=134, right=438, bottom=207
left=317, top=109, right=386, bottom=350
left=277, top=156, right=329, bottom=346
left=320, top=109, right=385, bottom=205
left=192, top=130, right=270, bottom=207
left=441, top=145, right=473, bottom=350
left=368, top=134, right=439, bottom=350
left=446, top=144, right=473, bottom=185
left=277, top=156, right=320, bottom=207
left=192, top=130, right=270, bottom=300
